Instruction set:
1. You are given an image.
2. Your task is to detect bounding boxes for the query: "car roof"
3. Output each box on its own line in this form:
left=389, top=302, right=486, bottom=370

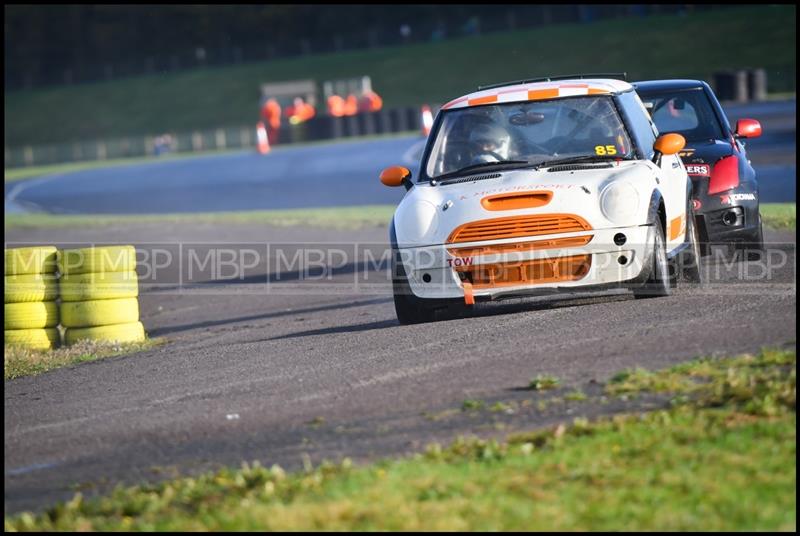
left=441, top=78, right=633, bottom=110
left=632, top=79, right=708, bottom=92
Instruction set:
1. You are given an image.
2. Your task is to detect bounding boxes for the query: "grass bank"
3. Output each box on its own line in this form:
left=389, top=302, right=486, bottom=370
left=760, top=203, right=796, bottom=231
left=4, top=338, right=163, bottom=380
left=5, top=5, right=795, bottom=146
left=5, top=347, right=795, bottom=531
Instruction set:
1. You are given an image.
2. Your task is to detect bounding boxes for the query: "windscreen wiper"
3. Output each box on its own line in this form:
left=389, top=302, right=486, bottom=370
left=433, top=160, right=531, bottom=183
left=532, top=154, right=634, bottom=170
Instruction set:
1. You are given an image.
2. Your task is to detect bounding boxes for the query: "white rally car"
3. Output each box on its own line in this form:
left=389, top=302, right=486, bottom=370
left=381, top=76, right=703, bottom=324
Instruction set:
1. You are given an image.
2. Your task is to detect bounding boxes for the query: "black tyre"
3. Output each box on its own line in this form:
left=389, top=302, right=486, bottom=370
left=633, top=221, right=672, bottom=299
left=677, top=214, right=705, bottom=284
left=393, top=281, right=439, bottom=325
left=738, top=215, right=765, bottom=261
left=392, top=250, right=469, bottom=324
left=393, top=283, right=469, bottom=324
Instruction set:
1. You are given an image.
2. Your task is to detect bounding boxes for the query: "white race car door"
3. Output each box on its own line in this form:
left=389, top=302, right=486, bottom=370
left=660, top=151, right=689, bottom=252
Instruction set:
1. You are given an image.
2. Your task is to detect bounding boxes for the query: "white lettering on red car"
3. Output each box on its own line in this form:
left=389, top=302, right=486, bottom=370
left=685, top=164, right=710, bottom=176
left=720, top=193, right=756, bottom=205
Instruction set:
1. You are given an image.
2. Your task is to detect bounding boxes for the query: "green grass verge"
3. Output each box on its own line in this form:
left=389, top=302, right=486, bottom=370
left=4, top=338, right=163, bottom=380
left=4, top=205, right=396, bottom=231
left=5, top=5, right=795, bottom=146
left=761, top=203, right=796, bottom=231
left=5, top=347, right=795, bottom=531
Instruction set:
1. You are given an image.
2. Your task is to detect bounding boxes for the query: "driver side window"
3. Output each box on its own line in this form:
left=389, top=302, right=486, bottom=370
left=651, top=97, right=699, bottom=132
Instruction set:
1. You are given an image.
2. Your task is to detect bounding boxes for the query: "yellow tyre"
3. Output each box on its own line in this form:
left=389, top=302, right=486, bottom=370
left=57, top=246, right=137, bottom=275
left=60, top=271, right=138, bottom=302
left=60, top=297, right=139, bottom=328
left=5, top=246, right=58, bottom=276
left=4, top=273, right=59, bottom=303
left=4, top=328, right=60, bottom=350
left=4, top=301, right=59, bottom=330
left=65, top=321, right=145, bottom=346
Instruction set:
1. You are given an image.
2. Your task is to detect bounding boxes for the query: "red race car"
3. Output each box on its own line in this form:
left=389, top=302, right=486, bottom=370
left=634, top=79, right=763, bottom=259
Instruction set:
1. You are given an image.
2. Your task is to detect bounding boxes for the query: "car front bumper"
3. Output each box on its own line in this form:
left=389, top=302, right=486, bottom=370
left=397, top=224, right=653, bottom=301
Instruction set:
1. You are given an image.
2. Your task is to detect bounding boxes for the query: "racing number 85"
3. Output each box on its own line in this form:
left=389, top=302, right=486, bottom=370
left=594, top=145, right=617, bottom=156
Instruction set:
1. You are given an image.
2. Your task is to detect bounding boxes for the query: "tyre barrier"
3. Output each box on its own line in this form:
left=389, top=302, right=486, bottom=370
left=57, top=246, right=145, bottom=345
left=60, top=297, right=140, bottom=328
left=5, top=246, right=58, bottom=276
left=4, top=245, right=146, bottom=350
left=4, top=328, right=60, bottom=351
left=57, top=245, right=137, bottom=276
left=4, top=273, right=59, bottom=303
left=4, top=301, right=59, bottom=330
left=65, top=321, right=145, bottom=346
left=59, top=271, right=139, bottom=302
left=5, top=247, right=62, bottom=350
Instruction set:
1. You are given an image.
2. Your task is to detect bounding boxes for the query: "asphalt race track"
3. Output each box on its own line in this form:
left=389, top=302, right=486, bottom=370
left=3, top=99, right=797, bottom=514
left=4, top=222, right=796, bottom=514
left=4, top=100, right=796, bottom=214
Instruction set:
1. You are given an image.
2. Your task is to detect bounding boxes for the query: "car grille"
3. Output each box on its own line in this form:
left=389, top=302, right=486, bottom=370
left=447, top=235, right=592, bottom=257
left=454, top=254, right=592, bottom=289
left=447, top=214, right=592, bottom=243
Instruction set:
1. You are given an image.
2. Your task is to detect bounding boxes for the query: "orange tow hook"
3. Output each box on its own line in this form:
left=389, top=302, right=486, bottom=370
left=463, top=281, right=475, bottom=306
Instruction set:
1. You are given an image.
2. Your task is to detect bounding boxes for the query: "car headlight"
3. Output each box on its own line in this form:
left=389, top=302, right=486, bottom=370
left=395, top=200, right=439, bottom=244
left=600, top=182, right=639, bottom=225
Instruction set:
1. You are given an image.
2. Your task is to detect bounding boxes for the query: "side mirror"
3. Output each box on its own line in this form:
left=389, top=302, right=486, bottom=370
left=380, top=166, right=412, bottom=188
left=735, top=118, right=762, bottom=139
left=652, top=133, right=686, bottom=166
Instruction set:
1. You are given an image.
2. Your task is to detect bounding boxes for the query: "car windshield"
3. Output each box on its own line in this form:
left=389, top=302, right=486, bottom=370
left=637, top=88, right=725, bottom=142
left=424, top=95, right=634, bottom=180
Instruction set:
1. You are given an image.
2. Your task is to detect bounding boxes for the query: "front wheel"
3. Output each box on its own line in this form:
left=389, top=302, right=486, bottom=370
left=393, top=279, right=468, bottom=324
left=677, top=214, right=705, bottom=285
left=393, top=285, right=438, bottom=324
left=633, top=222, right=672, bottom=299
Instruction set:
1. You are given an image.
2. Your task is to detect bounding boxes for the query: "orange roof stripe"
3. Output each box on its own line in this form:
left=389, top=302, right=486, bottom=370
left=442, top=96, right=468, bottom=110
left=527, top=88, right=560, bottom=100
left=441, top=79, right=629, bottom=110
left=468, top=95, right=499, bottom=106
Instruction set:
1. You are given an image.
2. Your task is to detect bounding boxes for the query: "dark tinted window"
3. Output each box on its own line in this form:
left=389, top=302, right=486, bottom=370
left=637, top=88, right=725, bottom=142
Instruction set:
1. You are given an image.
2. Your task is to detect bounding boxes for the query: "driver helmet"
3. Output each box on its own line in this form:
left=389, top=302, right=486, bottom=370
left=468, top=122, right=510, bottom=160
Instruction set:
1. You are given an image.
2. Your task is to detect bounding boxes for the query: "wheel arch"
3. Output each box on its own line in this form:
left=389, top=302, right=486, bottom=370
left=645, top=188, right=666, bottom=231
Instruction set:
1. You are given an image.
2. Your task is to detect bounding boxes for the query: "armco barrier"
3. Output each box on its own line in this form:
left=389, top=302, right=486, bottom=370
left=5, top=105, right=439, bottom=168
left=713, top=69, right=768, bottom=103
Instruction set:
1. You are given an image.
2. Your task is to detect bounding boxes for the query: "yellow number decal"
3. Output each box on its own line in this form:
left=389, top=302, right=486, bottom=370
left=595, top=145, right=617, bottom=156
